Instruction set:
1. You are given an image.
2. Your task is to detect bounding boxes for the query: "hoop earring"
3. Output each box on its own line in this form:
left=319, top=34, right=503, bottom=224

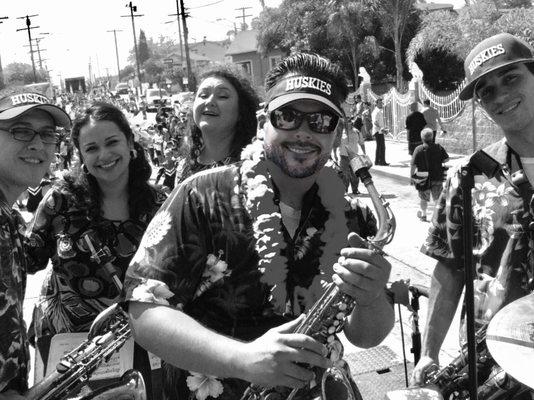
left=81, top=164, right=89, bottom=174
left=130, top=149, right=138, bottom=159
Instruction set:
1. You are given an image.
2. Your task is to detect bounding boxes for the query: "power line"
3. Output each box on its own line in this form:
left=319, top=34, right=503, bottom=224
left=189, top=0, right=224, bottom=9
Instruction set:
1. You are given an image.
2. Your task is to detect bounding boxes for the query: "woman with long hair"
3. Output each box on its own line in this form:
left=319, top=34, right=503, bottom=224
left=26, top=102, right=165, bottom=398
left=175, top=64, right=260, bottom=185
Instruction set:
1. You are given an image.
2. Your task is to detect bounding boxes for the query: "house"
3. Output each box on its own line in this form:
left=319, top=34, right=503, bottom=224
left=189, top=40, right=229, bottom=64
left=225, top=29, right=285, bottom=89
left=415, top=1, right=455, bottom=12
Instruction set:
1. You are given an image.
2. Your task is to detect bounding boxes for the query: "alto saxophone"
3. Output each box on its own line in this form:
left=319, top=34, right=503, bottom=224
left=25, top=304, right=147, bottom=400
left=241, top=153, right=396, bottom=400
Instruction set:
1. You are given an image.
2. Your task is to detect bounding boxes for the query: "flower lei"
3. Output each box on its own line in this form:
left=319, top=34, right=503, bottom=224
left=240, top=142, right=350, bottom=313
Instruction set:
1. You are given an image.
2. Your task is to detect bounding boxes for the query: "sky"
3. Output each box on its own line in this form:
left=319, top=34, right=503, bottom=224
left=0, top=0, right=465, bottom=86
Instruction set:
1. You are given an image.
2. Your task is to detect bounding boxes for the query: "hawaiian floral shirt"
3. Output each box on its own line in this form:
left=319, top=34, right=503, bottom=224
left=124, top=162, right=377, bottom=400
left=422, top=139, right=534, bottom=338
left=0, top=191, right=30, bottom=393
left=25, top=184, right=164, bottom=340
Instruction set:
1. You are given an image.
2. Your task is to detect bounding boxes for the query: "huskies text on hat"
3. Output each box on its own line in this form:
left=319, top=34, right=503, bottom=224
left=459, top=33, right=534, bottom=101
left=0, top=91, right=71, bottom=128
left=266, top=74, right=345, bottom=116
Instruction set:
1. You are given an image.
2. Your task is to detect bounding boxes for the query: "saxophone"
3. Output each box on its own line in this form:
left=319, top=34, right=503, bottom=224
left=25, top=304, right=147, bottom=400
left=241, top=153, right=396, bottom=400
left=386, top=324, right=530, bottom=400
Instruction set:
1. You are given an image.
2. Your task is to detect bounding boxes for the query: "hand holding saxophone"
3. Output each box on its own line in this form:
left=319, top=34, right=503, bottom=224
left=333, top=232, right=392, bottom=307
left=410, top=355, right=439, bottom=386
left=238, top=314, right=333, bottom=389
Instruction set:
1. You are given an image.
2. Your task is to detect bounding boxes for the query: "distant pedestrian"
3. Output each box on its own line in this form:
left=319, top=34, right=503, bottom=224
left=372, top=97, right=388, bottom=165
left=410, top=128, right=449, bottom=221
left=421, top=99, right=446, bottom=142
left=339, top=121, right=366, bottom=193
left=406, top=102, right=427, bottom=155
left=361, top=101, right=373, bottom=140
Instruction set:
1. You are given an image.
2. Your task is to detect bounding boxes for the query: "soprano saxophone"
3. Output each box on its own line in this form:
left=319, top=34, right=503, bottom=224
left=241, top=153, right=396, bottom=400
left=25, top=304, right=147, bottom=400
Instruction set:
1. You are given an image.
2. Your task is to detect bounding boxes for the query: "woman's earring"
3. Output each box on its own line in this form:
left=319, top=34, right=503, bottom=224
left=81, top=164, right=89, bottom=174
left=130, top=149, right=138, bottom=159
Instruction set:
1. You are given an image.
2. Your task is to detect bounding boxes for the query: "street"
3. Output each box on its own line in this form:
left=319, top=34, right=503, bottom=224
left=22, top=157, right=464, bottom=397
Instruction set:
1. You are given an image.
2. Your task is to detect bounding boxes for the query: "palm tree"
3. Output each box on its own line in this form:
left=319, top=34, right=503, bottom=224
left=327, top=0, right=378, bottom=88
left=371, top=0, right=418, bottom=91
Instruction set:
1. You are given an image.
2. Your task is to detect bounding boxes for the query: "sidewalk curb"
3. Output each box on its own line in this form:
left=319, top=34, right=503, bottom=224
left=370, top=167, right=411, bottom=184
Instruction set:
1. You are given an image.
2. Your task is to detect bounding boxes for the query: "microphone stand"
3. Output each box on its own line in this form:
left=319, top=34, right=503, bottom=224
left=459, top=150, right=502, bottom=400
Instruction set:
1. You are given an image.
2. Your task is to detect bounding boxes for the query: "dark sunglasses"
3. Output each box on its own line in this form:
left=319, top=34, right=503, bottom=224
left=269, top=106, right=340, bottom=134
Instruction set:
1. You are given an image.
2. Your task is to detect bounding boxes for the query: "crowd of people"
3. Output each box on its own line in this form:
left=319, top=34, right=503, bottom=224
left=1, top=32, right=533, bottom=400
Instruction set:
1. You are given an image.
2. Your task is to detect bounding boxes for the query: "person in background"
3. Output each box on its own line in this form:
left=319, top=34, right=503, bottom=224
left=406, top=102, right=427, bottom=155
left=421, top=99, right=446, bottom=143
left=410, top=128, right=449, bottom=222
left=0, top=88, right=70, bottom=399
left=175, top=64, right=260, bottom=186
left=372, top=98, right=388, bottom=165
left=155, top=148, right=178, bottom=194
left=339, top=118, right=366, bottom=194
left=411, top=33, right=534, bottom=398
left=25, top=102, right=165, bottom=399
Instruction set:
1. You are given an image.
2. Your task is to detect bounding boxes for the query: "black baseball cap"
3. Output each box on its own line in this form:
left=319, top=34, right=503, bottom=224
left=459, top=33, right=534, bottom=101
left=265, top=74, right=345, bottom=116
left=0, top=92, right=71, bottom=128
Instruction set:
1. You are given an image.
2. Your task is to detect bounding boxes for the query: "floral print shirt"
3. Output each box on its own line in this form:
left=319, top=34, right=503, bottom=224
left=422, top=139, right=534, bottom=338
left=25, top=184, right=164, bottom=339
left=124, top=162, right=377, bottom=400
left=0, top=191, right=30, bottom=393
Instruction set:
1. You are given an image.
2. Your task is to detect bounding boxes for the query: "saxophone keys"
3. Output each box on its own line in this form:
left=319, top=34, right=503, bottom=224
left=338, top=302, right=347, bottom=311
left=328, top=326, right=336, bottom=334
left=335, top=312, right=345, bottom=320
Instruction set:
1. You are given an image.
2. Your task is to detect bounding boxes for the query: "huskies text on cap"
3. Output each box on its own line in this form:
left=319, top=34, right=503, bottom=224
left=0, top=92, right=71, bottom=128
left=266, top=75, right=345, bottom=116
left=459, top=33, right=534, bottom=101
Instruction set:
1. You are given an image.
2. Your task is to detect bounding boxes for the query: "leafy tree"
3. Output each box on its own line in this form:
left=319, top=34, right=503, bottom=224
left=119, top=65, right=136, bottom=81
left=138, top=30, right=150, bottom=65
left=408, top=2, right=534, bottom=90
left=371, top=0, right=420, bottom=91
left=142, top=58, right=165, bottom=84
left=4, top=62, right=47, bottom=85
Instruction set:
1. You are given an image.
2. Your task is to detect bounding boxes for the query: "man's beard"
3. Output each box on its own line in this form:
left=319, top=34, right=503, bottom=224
left=264, top=143, right=329, bottom=178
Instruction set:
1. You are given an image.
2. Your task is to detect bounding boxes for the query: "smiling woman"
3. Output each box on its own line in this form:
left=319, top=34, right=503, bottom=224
left=176, top=64, right=260, bottom=185
left=25, top=102, right=166, bottom=399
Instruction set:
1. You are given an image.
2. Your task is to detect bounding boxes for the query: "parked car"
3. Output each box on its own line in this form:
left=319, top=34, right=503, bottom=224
left=145, top=88, right=171, bottom=112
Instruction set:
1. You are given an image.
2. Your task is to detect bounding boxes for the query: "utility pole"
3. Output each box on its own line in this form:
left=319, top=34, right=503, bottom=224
left=107, top=29, right=123, bottom=81
left=16, top=14, right=39, bottom=82
left=122, top=2, right=143, bottom=93
left=168, top=0, right=184, bottom=65
left=235, top=7, right=252, bottom=31
left=0, top=16, right=8, bottom=89
left=25, top=37, right=46, bottom=69
left=179, top=0, right=195, bottom=91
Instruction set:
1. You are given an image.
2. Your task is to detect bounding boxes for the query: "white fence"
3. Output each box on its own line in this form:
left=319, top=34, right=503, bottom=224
left=363, top=79, right=467, bottom=138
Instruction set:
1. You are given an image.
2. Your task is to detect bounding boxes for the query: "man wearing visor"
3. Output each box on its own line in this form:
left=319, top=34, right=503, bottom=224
left=0, top=88, right=70, bottom=399
left=123, top=53, right=394, bottom=400
left=411, top=33, right=534, bottom=397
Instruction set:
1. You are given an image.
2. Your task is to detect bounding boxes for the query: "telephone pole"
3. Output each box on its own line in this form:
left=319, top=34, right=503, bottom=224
left=107, top=29, right=123, bottom=81
left=179, top=0, right=195, bottom=91
left=235, top=7, right=252, bottom=31
left=16, top=14, right=39, bottom=82
left=168, top=0, right=184, bottom=65
left=122, top=2, right=143, bottom=92
left=0, top=16, right=8, bottom=89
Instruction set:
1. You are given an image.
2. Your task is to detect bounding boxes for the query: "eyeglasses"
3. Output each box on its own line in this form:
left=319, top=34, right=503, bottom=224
left=269, top=106, right=340, bottom=134
left=0, top=126, right=59, bottom=144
